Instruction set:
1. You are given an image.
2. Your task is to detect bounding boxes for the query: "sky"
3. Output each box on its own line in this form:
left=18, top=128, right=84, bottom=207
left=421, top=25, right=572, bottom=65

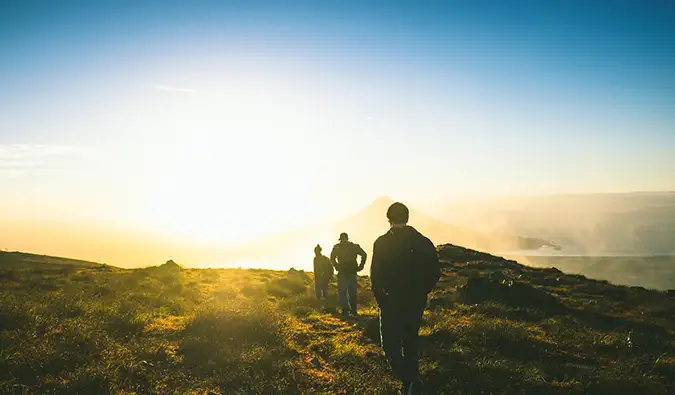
left=1, top=0, right=674, bottom=258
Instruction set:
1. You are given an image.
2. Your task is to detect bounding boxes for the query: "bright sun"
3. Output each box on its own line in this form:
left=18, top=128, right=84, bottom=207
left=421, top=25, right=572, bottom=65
left=129, top=80, right=326, bottom=245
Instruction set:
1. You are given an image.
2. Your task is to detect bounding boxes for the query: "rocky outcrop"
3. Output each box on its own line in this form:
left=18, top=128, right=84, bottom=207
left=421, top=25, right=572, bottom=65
left=437, top=244, right=502, bottom=264
left=160, top=259, right=182, bottom=271
left=458, top=276, right=563, bottom=314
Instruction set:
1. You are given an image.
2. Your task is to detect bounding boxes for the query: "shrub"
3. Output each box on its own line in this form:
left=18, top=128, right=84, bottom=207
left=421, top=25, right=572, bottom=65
left=266, top=275, right=308, bottom=298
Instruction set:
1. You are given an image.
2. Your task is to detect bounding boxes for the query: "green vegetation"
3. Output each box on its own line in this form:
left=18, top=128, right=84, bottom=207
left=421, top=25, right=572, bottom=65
left=0, top=251, right=102, bottom=269
left=1, top=250, right=674, bottom=394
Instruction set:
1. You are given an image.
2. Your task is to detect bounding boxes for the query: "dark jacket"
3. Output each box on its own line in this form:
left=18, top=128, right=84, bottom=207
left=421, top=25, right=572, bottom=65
left=370, top=226, right=440, bottom=305
left=330, top=241, right=367, bottom=276
left=313, top=254, right=333, bottom=283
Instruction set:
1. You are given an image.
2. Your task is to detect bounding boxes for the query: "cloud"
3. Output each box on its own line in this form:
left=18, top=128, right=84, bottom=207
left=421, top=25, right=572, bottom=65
left=0, top=144, right=94, bottom=178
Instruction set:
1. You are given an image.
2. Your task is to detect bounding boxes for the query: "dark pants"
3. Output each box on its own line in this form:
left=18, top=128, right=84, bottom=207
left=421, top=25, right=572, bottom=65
left=379, top=295, right=428, bottom=385
left=337, top=275, right=358, bottom=314
left=315, top=280, right=329, bottom=299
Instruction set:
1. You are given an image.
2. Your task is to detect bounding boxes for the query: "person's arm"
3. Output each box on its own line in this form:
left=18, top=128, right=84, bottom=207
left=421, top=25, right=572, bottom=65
left=370, top=238, right=386, bottom=304
left=313, top=257, right=320, bottom=277
left=356, top=244, right=367, bottom=271
left=330, top=246, right=339, bottom=271
left=418, top=234, right=440, bottom=293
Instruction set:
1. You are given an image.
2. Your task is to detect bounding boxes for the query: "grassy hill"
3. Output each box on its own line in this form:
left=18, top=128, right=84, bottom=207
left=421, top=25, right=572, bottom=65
left=0, top=251, right=103, bottom=269
left=0, top=249, right=674, bottom=394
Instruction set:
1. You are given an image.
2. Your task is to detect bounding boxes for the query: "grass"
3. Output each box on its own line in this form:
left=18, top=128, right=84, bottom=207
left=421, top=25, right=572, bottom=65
left=1, top=252, right=674, bottom=394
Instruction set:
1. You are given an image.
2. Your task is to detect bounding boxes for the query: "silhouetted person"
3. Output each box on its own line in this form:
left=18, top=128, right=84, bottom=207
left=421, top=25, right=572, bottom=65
left=313, top=244, right=333, bottom=300
left=330, top=232, right=367, bottom=316
left=371, top=202, right=440, bottom=395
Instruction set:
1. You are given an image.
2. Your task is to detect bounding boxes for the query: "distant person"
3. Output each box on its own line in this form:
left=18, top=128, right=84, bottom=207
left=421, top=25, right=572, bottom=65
left=330, top=232, right=367, bottom=316
left=313, top=244, right=333, bottom=300
left=370, top=202, right=440, bottom=395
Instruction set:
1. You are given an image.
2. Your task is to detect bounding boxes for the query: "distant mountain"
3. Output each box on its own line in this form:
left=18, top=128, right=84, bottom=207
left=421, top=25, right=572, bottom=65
left=217, top=196, right=558, bottom=270
left=333, top=196, right=559, bottom=254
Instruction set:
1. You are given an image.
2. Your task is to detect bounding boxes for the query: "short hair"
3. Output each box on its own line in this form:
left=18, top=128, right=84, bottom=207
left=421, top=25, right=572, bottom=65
left=387, top=202, right=409, bottom=224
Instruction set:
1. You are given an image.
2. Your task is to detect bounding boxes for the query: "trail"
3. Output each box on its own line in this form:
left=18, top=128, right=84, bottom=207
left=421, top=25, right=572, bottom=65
left=285, top=307, right=401, bottom=394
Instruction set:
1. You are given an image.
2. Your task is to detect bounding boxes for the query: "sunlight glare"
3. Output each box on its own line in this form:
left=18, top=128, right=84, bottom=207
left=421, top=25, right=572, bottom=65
left=133, top=76, right=325, bottom=245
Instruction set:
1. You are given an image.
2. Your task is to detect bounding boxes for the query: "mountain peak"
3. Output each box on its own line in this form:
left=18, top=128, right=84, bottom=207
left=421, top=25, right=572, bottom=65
left=369, top=196, right=395, bottom=209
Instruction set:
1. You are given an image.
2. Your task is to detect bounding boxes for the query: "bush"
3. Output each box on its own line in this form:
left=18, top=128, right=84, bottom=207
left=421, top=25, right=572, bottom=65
left=266, top=275, right=308, bottom=298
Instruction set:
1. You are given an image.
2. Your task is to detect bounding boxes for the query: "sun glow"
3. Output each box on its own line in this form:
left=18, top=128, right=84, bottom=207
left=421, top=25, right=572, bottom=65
left=126, top=75, right=333, bottom=245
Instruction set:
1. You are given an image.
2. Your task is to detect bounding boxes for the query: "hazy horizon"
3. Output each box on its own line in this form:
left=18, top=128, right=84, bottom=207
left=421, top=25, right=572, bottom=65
left=3, top=192, right=675, bottom=269
left=2, top=1, right=674, bottom=266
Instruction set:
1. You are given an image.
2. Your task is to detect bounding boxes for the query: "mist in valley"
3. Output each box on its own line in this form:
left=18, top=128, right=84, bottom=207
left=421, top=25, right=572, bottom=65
left=429, top=192, right=675, bottom=289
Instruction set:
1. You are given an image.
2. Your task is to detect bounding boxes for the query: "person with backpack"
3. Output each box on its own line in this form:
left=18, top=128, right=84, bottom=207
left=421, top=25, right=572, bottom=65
left=313, top=244, right=333, bottom=300
left=330, top=232, right=367, bottom=316
left=370, top=202, right=441, bottom=395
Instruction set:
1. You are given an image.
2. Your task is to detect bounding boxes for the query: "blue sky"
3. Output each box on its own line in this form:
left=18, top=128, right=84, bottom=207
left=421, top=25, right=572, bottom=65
left=1, top=0, right=674, bottom=241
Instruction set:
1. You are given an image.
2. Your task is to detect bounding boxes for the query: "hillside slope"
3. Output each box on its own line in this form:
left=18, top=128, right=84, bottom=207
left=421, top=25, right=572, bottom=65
left=0, top=248, right=673, bottom=394
left=0, top=250, right=103, bottom=269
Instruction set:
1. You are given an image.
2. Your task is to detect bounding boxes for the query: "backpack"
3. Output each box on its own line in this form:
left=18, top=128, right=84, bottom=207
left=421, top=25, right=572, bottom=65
left=378, top=227, right=440, bottom=295
left=315, top=255, right=333, bottom=281
left=321, top=256, right=334, bottom=280
left=334, top=242, right=361, bottom=273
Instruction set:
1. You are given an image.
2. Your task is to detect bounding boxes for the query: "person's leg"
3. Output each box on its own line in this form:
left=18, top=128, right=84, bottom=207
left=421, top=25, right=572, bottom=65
left=379, top=303, right=405, bottom=385
left=320, top=281, right=329, bottom=299
left=337, top=276, right=349, bottom=315
left=402, top=295, right=428, bottom=390
left=315, top=281, right=322, bottom=299
left=348, top=275, right=358, bottom=314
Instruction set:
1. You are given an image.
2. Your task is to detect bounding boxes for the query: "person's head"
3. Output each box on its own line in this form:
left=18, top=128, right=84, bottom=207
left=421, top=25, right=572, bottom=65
left=339, top=232, right=349, bottom=242
left=314, top=244, right=322, bottom=255
left=387, top=202, right=409, bottom=226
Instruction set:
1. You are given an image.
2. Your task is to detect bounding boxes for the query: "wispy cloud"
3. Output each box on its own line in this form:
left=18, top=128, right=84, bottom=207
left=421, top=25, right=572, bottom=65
left=0, top=144, right=94, bottom=178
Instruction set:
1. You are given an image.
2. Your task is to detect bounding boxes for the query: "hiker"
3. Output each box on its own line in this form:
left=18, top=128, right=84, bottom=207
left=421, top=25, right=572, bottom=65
left=313, top=244, right=333, bottom=300
left=330, top=232, right=367, bottom=316
left=370, top=202, right=441, bottom=395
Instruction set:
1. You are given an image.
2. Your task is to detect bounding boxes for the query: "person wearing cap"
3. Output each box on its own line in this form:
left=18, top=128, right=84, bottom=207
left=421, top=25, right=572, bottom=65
left=313, top=244, right=333, bottom=300
left=330, top=232, right=367, bottom=316
left=371, top=202, right=440, bottom=395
